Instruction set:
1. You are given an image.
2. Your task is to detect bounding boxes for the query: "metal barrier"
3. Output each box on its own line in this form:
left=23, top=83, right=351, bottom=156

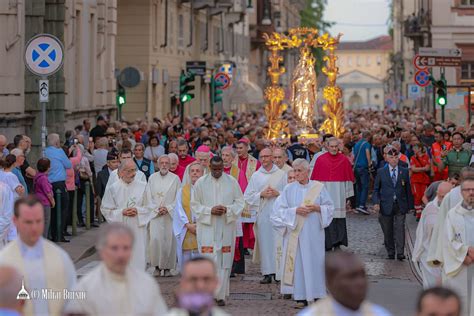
left=85, top=182, right=91, bottom=229
left=55, top=189, right=62, bottom=242
left=72, top=189, right=78, bottom=236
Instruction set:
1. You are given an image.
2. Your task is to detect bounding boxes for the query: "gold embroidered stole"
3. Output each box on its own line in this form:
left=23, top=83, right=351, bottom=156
left=182, top=184, right=198, bottom=250
left=283, top=181, right=324, bottom=286
left=0, top=239, right=67, bottom=316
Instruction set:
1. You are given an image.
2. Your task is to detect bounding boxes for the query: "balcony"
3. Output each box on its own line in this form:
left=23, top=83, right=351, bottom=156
left=403, top=9, right=431, bottom=39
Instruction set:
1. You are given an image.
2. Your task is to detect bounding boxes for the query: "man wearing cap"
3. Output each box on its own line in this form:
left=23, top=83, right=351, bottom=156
left=230, top=137, right=261, bottom=254
left=90, top=115, right=108, bottom=141
left=96, top=151, right=120, bottom=200
left=373, top=147, right=414, bottom=260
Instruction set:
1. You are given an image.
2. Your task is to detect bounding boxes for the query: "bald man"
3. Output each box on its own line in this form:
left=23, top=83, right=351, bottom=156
left=244, top=148, right=287, bottom=283
left=0, top=135, right=8, bottom=158
left=299, top=251, right=391, bottom=315
left=413, top=182, right=453, bottom=289
left=0, top=266, right=24, bottom=315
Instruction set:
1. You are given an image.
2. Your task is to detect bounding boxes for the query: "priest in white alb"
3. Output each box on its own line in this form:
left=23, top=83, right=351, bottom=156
left=191, top=156, right=245, bottom=306
left=412, top=181, right=452, bottom=289
left=0, top=196, right=76, bottom=316
left=146, top=154, right=181, bottom=276
left=106, top=149, right=147, bottom=187
left=442, top=176, right=474, bottom=315
left=271, top=158, right=334, bottom=306
left=244, top=148, right=287, bottom=284
left=427, top=167, right=474, bottom=266
left=65, top=223, right=168, bottom=316
left=310, top=137, right=354, bottom=251
left=173, top=162, right=204, bottom=271
left=101, top=158, right=151, bottom=270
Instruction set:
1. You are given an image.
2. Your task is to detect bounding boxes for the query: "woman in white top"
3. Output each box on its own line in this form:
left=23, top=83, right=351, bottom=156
left=0, top=154, right=25, bottom=198
left=144, top=135, right=165, bottom=170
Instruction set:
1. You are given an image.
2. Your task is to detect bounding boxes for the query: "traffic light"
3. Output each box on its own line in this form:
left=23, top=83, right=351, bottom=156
left=117, top=83, right=126, bottom=106
left=211, top=77, right=224, bottom=105
left=179, top=71, right=195, bottom=104
left=436, top=79, right=447, bottom=107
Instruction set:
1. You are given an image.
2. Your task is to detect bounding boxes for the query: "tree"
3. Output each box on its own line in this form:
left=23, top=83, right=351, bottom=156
left=300, top=0, right=334, bottom=74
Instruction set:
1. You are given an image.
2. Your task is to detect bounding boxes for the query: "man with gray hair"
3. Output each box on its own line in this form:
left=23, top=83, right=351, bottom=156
left=101, top=159, right=152, bottom=270
left=169, top=152, right=185, bottom=180
left=271, top=158, right=334, bottom=306
left=0, top=134, right=8, bottom=158
left=44, top=133, right=72, bottom=242
left=0, top=266, right=24, bottom=315
left=65, top=223, right=167, bottom=315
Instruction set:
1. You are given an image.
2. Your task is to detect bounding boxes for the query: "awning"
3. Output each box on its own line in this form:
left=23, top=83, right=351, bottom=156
left=227, top=79, right=265, bottom=105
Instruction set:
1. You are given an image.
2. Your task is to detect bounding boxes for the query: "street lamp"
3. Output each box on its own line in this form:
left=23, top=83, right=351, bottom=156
left=261, top=0, right=272, bottom=25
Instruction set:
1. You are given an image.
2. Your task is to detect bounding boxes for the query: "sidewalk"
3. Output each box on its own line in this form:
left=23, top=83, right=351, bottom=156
left=58, top=226, right=100, bottom=263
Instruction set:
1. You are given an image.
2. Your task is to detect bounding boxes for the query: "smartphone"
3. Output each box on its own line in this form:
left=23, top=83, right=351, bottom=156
left=89, top=137, right=93, bottom=143
left=73, top=139, right=79, bottom=145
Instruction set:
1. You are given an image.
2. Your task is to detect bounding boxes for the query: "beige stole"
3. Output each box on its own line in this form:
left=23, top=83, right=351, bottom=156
left=0, top=239, right=67, bottom=316
left=283, top=181, right=324, bottom=286
left=306, top=297, right=377, bottom=316
left=252, top=168, right=285, bottom=264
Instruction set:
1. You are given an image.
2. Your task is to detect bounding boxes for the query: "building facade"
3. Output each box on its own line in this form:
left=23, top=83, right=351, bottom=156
left=0, top=0, right=117, bottom=158
left=336, top=36, right=393, bottom=110
left=390, top=0, right=474, bottom=114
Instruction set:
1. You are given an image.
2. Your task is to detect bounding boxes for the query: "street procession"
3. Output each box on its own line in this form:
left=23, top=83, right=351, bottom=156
left=0, top=0, right=474, bottom=315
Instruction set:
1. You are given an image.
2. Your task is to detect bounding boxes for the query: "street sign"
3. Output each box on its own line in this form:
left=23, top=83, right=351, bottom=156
left=186, top=61, right=207, bottom=76
left=25, top=34, right=64, bottom=76
left=414, top=69, right=430, bottom=87
left=419, top=47, right=462, bottom=57
left=39, top=80, right=49, bottom=102
left=417, top=56, right=461, bottom=68
left=214, top=72, right=231, bottom=90
left=408, top=84, right=421, bottom=99
left=413, top=55, right=428, bottom=70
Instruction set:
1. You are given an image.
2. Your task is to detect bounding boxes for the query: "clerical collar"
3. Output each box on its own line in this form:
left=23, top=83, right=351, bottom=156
left=239, top=155, right=248, bottom=161
left=332, top=298, right=363, bottom=316
left=18, top=237, right=43, bottom=259
left=462, top=202, right=474, bottom=211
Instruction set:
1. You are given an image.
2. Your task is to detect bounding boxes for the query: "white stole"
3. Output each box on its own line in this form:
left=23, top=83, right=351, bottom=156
left=0, top=239, right=68, bottom=316
left=283, top=181, right=324, bottom=286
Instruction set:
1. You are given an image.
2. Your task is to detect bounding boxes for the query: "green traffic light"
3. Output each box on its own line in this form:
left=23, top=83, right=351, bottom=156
left=437, top=96, right=446, bottom=106
left=118, top=96, right=126, bottom=105
left=181, top=94, right=191, bottom=103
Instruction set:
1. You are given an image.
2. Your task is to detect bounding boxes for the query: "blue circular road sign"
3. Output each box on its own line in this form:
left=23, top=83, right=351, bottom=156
left=25, top=34, right=64, bottom=76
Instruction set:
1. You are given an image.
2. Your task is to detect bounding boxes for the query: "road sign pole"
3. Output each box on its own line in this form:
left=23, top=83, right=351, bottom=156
left=40, top=77, right=48, bottom=156
left=441, top=104, right=445, bottom=124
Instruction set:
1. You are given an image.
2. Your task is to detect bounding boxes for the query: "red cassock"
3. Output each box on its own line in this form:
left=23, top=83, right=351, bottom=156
left=310, top=152, right=355, bottom=183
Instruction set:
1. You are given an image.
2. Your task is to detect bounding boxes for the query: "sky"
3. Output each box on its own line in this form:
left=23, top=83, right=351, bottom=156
left=324, top=0, right=391, bottom=41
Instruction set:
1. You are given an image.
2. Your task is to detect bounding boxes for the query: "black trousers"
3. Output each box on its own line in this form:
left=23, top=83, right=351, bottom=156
left=77, top=179, right=95, bottom=224
left=51, top=181, right=68, bottom=241
left=379, top=201, right=406, bottom=257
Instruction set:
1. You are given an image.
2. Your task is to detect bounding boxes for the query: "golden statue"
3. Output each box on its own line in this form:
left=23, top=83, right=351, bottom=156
left=263, top=28, right=345, bottom=139
left=290, top=46, right=317, bottom=129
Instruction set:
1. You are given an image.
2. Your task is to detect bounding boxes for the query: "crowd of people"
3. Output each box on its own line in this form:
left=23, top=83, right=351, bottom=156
left=0, top=107, right=473, bottom=315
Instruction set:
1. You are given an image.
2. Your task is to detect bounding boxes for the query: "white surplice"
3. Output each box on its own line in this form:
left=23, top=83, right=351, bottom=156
left=173, top=186, right=197, bottom=271
left=323, top=182, right=353, bottom=219
left=427, top=186, right=462, bottom=265
left=0, top=182, right=14, bottom=248
left=107, top=168, right=147, bottom=188
left=0, top=237, right=76, bottom=316
left=101, top=178, right=151, bottom=270
left=191, top=173, right=245, bottom=301
left=271, top=181, right=334, bottom=301
left=65, top=262, right=168, bottom=316
left=244, top=165, right=286, bottom=275
left=442, top=204, right=474, bottom=316
left=412, top=198, right=442, bottom=289
left=146, top=171, right=180, bottom=269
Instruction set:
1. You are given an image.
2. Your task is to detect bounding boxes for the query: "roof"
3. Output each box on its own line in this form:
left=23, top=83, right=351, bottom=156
left=338, top=35, right=393, bottom=51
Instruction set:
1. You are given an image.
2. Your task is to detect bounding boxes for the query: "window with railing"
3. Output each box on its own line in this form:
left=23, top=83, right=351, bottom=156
left=461, top=62, right=474, bottom=80
left=461, top=0, right=474, bottom=6
left=178, top=14, right=184, bottom=49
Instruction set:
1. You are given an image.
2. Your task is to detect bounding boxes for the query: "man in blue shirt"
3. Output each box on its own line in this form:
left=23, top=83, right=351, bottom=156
left=45, top=133, right=72, bottom=242
left=352, top=131, right=372, bottom=214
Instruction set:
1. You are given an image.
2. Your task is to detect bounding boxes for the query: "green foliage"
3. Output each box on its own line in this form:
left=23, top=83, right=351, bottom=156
left=299, top=0, right=334, bottom=74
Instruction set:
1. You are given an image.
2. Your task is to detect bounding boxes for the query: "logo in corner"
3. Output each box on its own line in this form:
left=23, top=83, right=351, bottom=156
left=17, top=278, right=30, bottom=300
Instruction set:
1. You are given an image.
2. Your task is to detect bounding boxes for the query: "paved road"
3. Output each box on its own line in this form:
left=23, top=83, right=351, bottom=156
left=75, top=212, right=422, bottom=315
